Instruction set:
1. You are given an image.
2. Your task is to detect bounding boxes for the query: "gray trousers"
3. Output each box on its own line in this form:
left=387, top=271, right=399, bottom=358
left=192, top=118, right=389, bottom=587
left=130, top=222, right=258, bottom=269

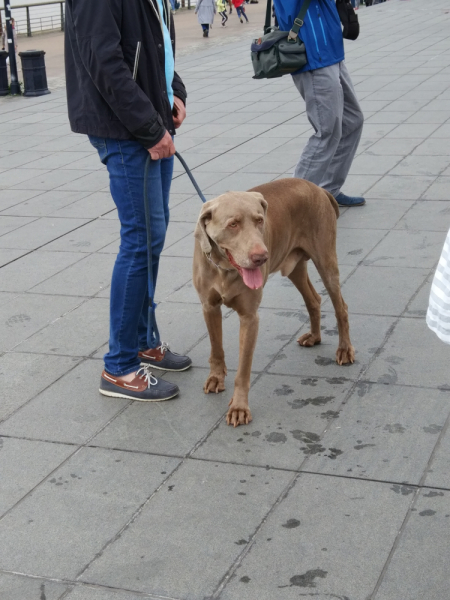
left=292, top=61, right=364, bottom=197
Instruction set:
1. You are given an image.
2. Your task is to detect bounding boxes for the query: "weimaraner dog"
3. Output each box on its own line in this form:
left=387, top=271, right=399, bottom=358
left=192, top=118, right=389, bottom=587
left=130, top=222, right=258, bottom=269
left=193, top=178, right=354, bottom=427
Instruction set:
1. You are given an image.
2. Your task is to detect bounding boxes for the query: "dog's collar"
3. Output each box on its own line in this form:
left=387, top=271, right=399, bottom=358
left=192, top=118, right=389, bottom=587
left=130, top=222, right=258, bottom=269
left=205, top=251, right=234, bottom=272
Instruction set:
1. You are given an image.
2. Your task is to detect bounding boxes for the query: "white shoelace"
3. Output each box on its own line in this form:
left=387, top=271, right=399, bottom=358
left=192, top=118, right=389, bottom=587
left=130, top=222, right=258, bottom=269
left=159, top=341, right=170, bottom=353
left=135, top=365, right=158, bottom=388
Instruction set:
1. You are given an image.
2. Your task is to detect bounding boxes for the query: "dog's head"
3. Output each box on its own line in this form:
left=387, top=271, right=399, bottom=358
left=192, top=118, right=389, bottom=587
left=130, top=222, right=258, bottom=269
left=194, top=191, right=269, bottom=289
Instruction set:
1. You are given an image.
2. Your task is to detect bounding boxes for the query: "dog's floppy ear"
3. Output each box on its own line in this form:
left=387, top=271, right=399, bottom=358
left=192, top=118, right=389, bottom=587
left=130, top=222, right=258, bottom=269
left=194, top=201, right=214, bottom=253
left=251, top=192, right=268, bottom=216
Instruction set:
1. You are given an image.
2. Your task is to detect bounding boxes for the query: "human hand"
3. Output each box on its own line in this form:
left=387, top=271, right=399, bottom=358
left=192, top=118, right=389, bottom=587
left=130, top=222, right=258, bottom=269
left=172, top=96, right=186, bottom=129
left=148, top=130, right=175, bottom=160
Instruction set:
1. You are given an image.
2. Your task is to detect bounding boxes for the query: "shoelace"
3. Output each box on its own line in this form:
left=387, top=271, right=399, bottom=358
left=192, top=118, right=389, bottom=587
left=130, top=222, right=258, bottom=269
left=159, top=341, right=170, bottom=353
left=135, top=365, right=158, bottom=388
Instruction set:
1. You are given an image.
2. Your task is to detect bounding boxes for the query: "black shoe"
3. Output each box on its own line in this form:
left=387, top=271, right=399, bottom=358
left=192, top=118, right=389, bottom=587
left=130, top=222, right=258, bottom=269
left=99, top=366, right=179, bottom=402
left=139, top=341, right=192, bottom=372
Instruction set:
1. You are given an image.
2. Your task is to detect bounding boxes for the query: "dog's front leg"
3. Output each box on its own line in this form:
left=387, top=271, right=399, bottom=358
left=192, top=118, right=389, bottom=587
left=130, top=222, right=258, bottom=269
left=203, top=301, right=228, bottom=394
left=227, top=310, right=259, bottom=427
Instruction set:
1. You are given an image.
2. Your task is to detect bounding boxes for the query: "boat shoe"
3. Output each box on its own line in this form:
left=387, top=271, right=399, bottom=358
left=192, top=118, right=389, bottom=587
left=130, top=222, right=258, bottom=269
left=138, top=341, right=192, bottom=372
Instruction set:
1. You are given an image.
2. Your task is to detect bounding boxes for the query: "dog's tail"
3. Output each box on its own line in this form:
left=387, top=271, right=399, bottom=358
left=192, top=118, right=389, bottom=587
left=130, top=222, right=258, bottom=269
left=325, top=191, right=340, bottom=219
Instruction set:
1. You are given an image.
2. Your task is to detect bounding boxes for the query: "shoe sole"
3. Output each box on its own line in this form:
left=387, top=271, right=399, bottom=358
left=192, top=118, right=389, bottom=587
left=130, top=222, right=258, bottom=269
left=337, top=201, right=365, bottom=207
left=139, top=361, right=192, bottom=372
left=99, top=388, right=179, bottom=402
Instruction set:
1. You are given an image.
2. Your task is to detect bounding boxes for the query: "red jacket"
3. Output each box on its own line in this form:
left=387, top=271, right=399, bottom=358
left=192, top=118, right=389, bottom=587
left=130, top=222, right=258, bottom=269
left=232, top=0, right=245, bottom=7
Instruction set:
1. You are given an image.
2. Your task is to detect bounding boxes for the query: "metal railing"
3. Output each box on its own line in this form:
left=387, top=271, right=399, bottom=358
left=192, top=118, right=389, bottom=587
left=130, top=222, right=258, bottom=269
left=0, top=1, right=65, bottom=37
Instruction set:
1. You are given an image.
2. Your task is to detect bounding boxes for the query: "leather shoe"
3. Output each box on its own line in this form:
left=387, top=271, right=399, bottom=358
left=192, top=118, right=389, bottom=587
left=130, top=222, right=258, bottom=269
left=139, top=341, right=192, bottom=372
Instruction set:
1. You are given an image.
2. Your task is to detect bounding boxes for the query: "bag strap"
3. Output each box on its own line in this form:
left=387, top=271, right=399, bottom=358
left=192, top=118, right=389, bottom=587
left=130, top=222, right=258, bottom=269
left=264, top=0, right=312, bottom=38
left=288, top=0, right=313, bottom=40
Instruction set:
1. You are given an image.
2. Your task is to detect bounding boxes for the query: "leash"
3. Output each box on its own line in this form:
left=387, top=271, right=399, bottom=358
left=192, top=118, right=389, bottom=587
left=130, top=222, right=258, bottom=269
left=143, top=151, right=207, bottom=349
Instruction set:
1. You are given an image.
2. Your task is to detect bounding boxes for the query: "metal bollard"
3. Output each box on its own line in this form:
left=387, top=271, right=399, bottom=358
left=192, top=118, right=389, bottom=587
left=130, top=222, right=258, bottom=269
left=0, top=50, right=9, bottom=96
left=19, top=49, right=51, bottom=97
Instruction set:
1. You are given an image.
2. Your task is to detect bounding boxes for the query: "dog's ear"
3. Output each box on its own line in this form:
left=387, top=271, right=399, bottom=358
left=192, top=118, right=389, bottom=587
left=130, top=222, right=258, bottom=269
left=194, top=202, right=214, bottom=253
left=251, top=192, right=268, bottom=216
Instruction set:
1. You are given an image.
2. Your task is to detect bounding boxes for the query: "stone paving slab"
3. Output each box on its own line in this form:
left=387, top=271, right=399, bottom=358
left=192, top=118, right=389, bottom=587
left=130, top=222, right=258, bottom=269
left=220, top=474, right=412, bottom=600
left=1, top=1, right=450, bottom=598
left=80, top=460, right=293, bottom=598
left=0, top=447, right=181, bottom=580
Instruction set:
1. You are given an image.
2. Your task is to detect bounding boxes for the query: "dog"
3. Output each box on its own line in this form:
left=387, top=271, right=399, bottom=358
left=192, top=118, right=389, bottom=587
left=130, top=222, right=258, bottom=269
left=193, top=178, right=354, bottom=427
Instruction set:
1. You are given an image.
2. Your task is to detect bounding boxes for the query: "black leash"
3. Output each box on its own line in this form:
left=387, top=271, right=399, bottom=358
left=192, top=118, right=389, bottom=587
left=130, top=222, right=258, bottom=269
left=175, top=151, right=207, bottom=204
left=143, top=151, right=207, bottom=349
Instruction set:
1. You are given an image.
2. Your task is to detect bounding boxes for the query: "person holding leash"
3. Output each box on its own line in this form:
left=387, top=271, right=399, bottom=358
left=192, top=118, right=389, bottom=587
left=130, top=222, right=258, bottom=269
left=65, top=0, right=192, bottom=402
left=273, top=0, right=365, bottom=207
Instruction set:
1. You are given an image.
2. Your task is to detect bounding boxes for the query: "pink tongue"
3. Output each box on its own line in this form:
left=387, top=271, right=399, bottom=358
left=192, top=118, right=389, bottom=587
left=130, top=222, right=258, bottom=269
left=242, top=267, right=264, bottom=290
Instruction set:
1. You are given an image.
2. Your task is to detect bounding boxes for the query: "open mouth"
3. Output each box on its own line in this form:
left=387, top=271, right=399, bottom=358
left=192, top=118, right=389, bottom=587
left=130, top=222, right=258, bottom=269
left=225, top=250, right=263, bottom=290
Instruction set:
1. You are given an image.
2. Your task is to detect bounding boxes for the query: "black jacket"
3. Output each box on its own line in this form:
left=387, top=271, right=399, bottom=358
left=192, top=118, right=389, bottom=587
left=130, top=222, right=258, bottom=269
left=65, top=0, right=187, bottom=148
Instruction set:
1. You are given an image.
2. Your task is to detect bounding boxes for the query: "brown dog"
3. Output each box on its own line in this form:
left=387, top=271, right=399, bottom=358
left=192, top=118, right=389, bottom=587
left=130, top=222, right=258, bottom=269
left=193, top=178, right=354, bottom=427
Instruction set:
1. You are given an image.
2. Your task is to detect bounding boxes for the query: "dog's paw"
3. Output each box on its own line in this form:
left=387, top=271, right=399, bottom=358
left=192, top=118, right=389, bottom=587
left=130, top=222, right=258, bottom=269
left=297, top=332, right=321, bottom=347
left=204, top=374, right=226, bottom=394
left=226, top=399, right=252, bottom=427
left=336, top=345, right=355, bottom=365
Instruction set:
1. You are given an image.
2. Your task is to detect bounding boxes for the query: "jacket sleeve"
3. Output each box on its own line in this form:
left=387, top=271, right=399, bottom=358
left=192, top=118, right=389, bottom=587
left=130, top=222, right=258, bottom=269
left=70, top=0, right=166, bottom=148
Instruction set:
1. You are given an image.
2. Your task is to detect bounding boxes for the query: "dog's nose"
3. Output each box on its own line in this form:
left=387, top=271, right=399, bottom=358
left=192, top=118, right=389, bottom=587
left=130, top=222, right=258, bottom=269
left=250, top=251, right=268, bottom=267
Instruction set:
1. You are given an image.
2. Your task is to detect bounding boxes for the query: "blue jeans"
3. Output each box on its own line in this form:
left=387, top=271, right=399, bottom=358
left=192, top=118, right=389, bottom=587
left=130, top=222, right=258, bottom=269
left=236, top=6, right=248, bottom=21
left=89, top=136, right=174, bottom=376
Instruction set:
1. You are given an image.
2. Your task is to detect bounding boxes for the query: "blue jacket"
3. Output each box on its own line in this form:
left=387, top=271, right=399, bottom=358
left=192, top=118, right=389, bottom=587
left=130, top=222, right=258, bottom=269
left=273, top=0, right=344, bottom=72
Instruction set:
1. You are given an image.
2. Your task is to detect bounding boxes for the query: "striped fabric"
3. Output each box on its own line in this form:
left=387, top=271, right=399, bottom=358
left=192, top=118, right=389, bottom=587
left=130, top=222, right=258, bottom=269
left=427, top=229, right=450, bottom=345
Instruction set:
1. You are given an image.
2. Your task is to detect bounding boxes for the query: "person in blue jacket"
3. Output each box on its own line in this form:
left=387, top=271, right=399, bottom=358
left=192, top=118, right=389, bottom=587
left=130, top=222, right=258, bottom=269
left=273, top=0, right=365, bottom=206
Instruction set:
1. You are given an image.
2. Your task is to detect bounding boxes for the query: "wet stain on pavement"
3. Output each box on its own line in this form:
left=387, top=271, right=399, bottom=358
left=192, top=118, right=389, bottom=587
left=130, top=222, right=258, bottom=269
left=265, top=432, right=287, bottom=443
left=419, top=509, right=436, bottom=516
left=282, top=518, right=301, bottom=529
left=315, top=356, right=335, bottom=366
left=240, top=576, right=251, bottom=583
left=235, top=539, right=248, bottom=545
left=377, top=366, right=398, bottom=385
left=279, top=568, right=328, bottom=588
left=326, top=448, right=343, bottom=459
left=40, top=583, right=46, bottom=600
left=354, top=443, right=376, bottom=450
left=288, top=396, right=335, bottom=409
left=274, top=384, right=294, bottom=396
left=423, top=491, right=444, bottom=498
left=291, top=430, right=326, bottom=454
left=302, top=377, right=318, bottom=386
left=384, top=423, right=406, bottom=433
left=355, top=381, right=373, bottom=397
left=391, top=484, right=415, bottom=495
left=423, top=424, right=442, bottom=434
left=321, top=410, right=340, bottom=419
left=386, top=355, right=404, bottom=365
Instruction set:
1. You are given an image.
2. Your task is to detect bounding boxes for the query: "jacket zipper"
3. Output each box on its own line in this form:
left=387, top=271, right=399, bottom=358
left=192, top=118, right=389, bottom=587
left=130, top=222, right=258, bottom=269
left=317, top=4, right=327, bottom=46
left=133, top=41, right=142, bottom=80
left=307, top=12, right=320, bottom=55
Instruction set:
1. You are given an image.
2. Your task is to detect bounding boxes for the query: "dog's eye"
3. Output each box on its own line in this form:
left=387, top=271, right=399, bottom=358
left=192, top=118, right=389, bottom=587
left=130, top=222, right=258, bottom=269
left=257, top=218, right=264, bottom=225
left=228, top=222, right=238, bottom=229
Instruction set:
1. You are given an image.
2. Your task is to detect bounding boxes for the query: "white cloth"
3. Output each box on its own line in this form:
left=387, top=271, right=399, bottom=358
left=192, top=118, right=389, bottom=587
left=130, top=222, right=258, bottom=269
left=427, top=228, right=450, bottom=344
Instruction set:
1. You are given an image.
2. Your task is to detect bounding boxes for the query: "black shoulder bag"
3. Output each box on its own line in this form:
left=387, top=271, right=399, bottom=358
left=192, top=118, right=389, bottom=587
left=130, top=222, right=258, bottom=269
left=250, top=0, right=312, bottom=80
left=336, top=0, right=360, bottom=40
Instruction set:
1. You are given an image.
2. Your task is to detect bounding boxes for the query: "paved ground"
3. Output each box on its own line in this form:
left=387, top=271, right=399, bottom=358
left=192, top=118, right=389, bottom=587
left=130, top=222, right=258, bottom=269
left=1, top=1, right=450, bottom=599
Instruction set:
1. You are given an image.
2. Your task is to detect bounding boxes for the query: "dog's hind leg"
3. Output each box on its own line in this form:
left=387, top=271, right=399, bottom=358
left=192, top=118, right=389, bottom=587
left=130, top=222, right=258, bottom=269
left=312, top=255, right=355, bottom=366
left=288, top=259, right=322, bottom=348
left=202, top=300, right=228, bottom=394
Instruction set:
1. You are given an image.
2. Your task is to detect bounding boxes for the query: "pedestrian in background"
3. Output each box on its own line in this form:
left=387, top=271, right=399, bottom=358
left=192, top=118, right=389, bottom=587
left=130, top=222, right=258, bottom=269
left=272, top=0, right=365, bottom=207
left=217, top=0, right=229, bottom=26
left=195, top=0, right=216, bottom=37
left=232, top=0, right=249, bottom=23
left=65, top=0, right=192, bottom=402
left=2, top=19, right=17, bottom=52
